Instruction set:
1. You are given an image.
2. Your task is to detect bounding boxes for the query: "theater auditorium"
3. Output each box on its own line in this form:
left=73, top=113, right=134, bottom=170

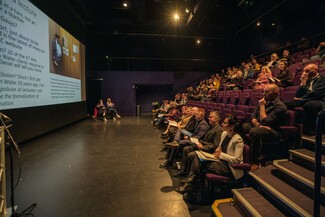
left=0, top=0, right=325, bottom=216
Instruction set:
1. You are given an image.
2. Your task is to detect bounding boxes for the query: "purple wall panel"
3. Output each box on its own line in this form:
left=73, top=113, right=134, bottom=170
left=88, top=70, right=209, bottom=115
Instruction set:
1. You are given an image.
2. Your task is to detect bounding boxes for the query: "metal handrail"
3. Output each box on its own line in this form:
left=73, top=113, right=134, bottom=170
left=314, top=108, right=325, bottom=217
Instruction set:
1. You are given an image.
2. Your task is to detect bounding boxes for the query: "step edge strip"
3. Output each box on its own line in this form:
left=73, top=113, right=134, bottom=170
left=211, top=198, right=234, bottom=217
left=273, top=159, right=325, bottom=194
left=249, top=171, right=312, bottom=217
left=289, top=150, right=325, bottom=167
left=232, top=188, right=262, bottom=217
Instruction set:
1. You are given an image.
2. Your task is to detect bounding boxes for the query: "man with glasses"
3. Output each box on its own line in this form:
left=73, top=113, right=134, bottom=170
left=243, top=84, right=287, bottom=171
left=284, top=63, right=325, bottom=135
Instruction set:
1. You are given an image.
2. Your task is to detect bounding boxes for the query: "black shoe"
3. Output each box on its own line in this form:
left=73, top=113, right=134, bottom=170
left=173, top=171, right=187, bottom=178
left=159, top=161, right=172, bottom=168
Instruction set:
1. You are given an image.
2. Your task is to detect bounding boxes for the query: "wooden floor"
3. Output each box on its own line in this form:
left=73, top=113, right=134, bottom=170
left=6, top=114, right=212, bottom=217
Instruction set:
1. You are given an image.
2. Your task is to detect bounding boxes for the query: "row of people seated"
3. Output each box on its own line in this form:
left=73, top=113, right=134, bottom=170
left=187, top=42, right=325, bottom=103
left=155, top=84, right=285, bottom=202
left=155, top=64, right=325, bottom=203
left=93, top=98, right=121, bottom=121
left=188, top=63, right=325, bottom=134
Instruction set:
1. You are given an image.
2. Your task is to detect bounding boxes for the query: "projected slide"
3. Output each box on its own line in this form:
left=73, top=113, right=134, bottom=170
left=0, top=0, right=86, bottom=110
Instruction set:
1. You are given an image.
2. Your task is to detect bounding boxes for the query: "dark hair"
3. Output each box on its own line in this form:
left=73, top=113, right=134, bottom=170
left=226, top=115, right=242, bottom=134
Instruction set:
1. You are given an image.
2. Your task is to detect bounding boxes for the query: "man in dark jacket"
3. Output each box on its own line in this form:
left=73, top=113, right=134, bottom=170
left=285, top=63, right=325, bottom=134
left=160, top=108, right=209, bottom=168
left=174, top=111, right=222, bottom=177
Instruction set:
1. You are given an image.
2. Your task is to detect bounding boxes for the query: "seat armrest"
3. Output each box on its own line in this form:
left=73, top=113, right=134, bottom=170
left=231, top=163, right=251, bottom=171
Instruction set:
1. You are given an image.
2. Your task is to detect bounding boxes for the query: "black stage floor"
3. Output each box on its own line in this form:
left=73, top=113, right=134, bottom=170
left=6, top=114, right=212, bottom=217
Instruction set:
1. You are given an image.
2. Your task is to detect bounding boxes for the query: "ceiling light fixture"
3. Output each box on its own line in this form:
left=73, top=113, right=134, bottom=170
left=196, top=39, right=201, bottom=44
left=256, top=22, right=261, bottom=26
left=123, top=3, right=127, bottom=7
left=174, top=13, right=180, bottom=21
left=185, top=8, right=190, bottom=13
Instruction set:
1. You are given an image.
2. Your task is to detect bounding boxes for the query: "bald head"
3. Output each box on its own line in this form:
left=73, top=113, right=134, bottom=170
left=303, top=63, right=318, bottom=79
left=264, top=84, right=279, bottom=101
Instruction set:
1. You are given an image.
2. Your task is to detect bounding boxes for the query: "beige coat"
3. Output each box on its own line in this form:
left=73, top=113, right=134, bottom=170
left=219, top=131, right=244, bottom=180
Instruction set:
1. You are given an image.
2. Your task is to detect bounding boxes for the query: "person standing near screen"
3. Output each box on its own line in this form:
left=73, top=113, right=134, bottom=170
left=52, top=33, right=62, bottom=73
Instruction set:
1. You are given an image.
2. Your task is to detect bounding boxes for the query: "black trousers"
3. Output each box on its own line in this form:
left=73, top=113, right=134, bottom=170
left=243, top=123, right=280, bottom=164
left=285, top=100, right=325, bottom=131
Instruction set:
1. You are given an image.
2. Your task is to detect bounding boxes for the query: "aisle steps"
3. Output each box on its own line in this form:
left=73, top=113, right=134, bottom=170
left=211, top=147, right=325, bottom=216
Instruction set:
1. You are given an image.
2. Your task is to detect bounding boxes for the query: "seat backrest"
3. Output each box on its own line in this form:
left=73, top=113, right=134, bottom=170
left=284, top=110, right=295, bottom=126
left=285, top=86, right=299, bottom=92
left=243, top=144, right=250, bottom=164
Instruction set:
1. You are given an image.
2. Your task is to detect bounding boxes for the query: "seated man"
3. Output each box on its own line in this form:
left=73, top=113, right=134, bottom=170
left=161, top=106, right=196, bottom=143
left=284, top=63, right=325, bottom=134
left=174, top=111, right=222, bottom=177
left=243, top=84, right=287, bottom=171
left=160, top=108, right=209, bottom=168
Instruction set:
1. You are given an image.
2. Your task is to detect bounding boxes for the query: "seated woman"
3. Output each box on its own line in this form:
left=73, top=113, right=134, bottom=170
left=176, top=115, right=244, bottom=202
left=161, top=106, right=196, bottom=143
left=155, top=102, right=181, bottom=128
left=96, top=99, right=107, bottom=121
left=106, top=98, right=121, bottom=120
left=253, top=66, right=273, bottom=90
left=271, top=60, right=293, bottom=88
left=266, top=53, right=279, bottom=69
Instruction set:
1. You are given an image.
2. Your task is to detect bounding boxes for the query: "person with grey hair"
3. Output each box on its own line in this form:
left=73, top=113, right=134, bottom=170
left=174, top=111, right=222, bottom=177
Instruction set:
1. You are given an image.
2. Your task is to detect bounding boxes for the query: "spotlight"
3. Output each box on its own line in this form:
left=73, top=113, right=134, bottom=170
left=271, top=23, right=276, bottom=26
left=123, top=3, right=127, bottom=7
left=174, top=13, right=180, bottom=21
left=256, top=22, right=261, bottom=26
left=196, top=39, right=201, bottom=44
left=185, top=8, right=190, bottom=13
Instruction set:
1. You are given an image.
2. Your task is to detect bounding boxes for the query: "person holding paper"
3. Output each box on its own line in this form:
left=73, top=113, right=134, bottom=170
left=174, top=111, right=222, bottom=178
left=161, top=106, right=196, bottom=143
left=160, top=108, right=209, bottom=168
left=176, top=116, right=244, bottom=202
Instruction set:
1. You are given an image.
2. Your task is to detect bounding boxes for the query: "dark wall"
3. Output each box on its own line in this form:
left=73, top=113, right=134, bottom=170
left=233, top=0, right=325, bottom=61
left=2, top=102, right=87, bottom=143
left=88, top=71, right=209, bottom=116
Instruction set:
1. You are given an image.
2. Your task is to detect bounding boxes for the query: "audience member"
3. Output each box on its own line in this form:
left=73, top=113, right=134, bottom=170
left=243, top=64, right=254, bottom=79
left=251, top=58, right=261, bottom=72
left=106, top=98, right=121, bottom=120
left=226, top=70, right=245, bottom=90
left=280, top=49, right=294, bottom=65
left=95, top=99, right=107, bottom=121
left=310, top=42, right=325, bottom=66
left=266, top=53, right=279, bottom=68
left=271, top=60, right=293, bottom=88
left=242, top=84, right=287, bottom=171
left=174, top=111, right=222, bottom=177
left=176, top=116, right=244, bottom=203
left=253, top=66, right=273, bottom=90
left=160, top=108, right=209, bottom=168
left=284, top=63, right=325, bottom=134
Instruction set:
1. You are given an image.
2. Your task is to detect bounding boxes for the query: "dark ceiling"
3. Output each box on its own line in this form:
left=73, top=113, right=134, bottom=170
left=56, top=0, right=324, bottom=71
left=66, top=0, right=289, bottom=39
